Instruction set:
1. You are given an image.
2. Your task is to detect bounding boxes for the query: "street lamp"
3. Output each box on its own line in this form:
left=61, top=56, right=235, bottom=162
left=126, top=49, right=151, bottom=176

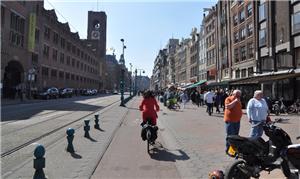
left=135, top=68, right=145, bottom=95
left=119, top=38, right=126, bottom=106
left=129, top=63, right=132, bottom=96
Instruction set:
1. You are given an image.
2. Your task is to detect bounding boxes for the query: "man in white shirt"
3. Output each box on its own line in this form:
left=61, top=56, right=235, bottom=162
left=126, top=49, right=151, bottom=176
left=204, top=89, right=215, bottom=115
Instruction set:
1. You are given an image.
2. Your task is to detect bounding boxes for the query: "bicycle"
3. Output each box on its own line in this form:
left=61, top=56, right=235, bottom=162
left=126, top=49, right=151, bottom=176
left=287, top=99, right=300, bottom=114
left=141, top=118, right=158, bottom=154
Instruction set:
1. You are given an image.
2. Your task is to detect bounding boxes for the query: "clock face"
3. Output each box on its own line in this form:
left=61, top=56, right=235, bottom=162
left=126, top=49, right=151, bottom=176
left=91, top=31, right=100, bottom=40
left=94, top=23, right=100, bottom=29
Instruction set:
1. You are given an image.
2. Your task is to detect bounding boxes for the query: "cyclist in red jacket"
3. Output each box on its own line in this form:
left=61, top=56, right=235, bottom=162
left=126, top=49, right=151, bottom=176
left=139, top=90, right=160, bottom=126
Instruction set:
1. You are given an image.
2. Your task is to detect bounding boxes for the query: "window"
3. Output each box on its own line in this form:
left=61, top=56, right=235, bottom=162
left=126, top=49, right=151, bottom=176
left=53, top=32, right=59, bottom=44
left=296, top=48, right=300, bottom=67
left=236, top=69, right=240, bottom=78
left=44, top=26, right=50, bottom=40
left=248, top=67, right=254, bottom=77
left=72, top=45, right=76, bottom=54
left=239, top=9, right=245, bottom=23
left=61, top=38, right=65, bottom=49
left=247, top=23, right=253, bottom=36
left=52, top=49, right=57, bottom=61
left=248, top=43, right=254, bottom=58
left=233, top=14, right=238, bottom=26
left=60, top=53, right=64, bottom=64
left=51, top=69, right=57, bottom=78
left=234, top=31, right=239, bottom=43
left=43, top=44, right=49, bottom=57
left=66, top=73, right=70, bottom=80
left=35, top=29, right=39, bottom=42
left=9, top=12, right=25, bottom=47
left=67, top=41, right=71, bottom=51
left=259, top=3, right=266, bottom=22
left=59, top=71, right=64, bottom=79
left=293, top=11, right=300, bottom=34
left=241, top=69, right=247, bottom=78
left=247, top=3, right=252, bottom=17
left=77, top=48, right=80, bottom=56
left=66, top=56, right=70, bottom=65
left=234, top=48, right=239, bottom=63
left=72, top=58, right=75, bottom=67
left=259, top=29, right=266, bottom=47
left=42, top=67, right=49, bottom=76
left=1, top=6, right=5, bottom=25
left=240, top=27, right=246, bottom=41
left=241, top=46, right=246, bottom=61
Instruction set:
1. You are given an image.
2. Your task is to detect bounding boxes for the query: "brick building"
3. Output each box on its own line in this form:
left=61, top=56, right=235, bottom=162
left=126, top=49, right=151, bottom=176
left=1, top=1, right=107, bottom=99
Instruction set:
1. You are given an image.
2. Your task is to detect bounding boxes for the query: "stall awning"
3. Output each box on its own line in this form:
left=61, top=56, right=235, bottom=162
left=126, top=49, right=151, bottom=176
left=186, top=80, right=207, bottom=89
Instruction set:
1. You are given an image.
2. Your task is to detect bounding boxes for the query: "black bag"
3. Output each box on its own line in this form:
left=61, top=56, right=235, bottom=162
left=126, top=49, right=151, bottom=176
left=141, top=126, right=158, bottom=141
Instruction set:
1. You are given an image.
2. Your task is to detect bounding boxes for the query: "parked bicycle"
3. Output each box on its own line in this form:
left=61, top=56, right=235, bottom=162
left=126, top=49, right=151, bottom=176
left=287, top=99, right=300, bottom=114
left=272, top=97, right=288, bottom=115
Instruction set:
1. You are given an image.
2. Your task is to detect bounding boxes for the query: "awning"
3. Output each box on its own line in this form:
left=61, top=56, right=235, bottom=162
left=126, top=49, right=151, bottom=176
left=186, top=80, right=207, bottom=89
left=206, top=80, right=229, bottom=87
left=230, top=71, right=300, bottom=85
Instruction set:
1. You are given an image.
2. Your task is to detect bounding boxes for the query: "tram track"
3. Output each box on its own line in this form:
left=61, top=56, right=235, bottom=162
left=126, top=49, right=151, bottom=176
left=1, top=98, right=113, bottom=135
left=1, top=98, right=120, bottom=158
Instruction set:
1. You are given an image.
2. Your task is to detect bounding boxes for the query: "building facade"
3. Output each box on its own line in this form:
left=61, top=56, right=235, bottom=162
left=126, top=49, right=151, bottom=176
left=1, top=1, right=107, bottom=99
left=230, top=0, right=256, bottom=80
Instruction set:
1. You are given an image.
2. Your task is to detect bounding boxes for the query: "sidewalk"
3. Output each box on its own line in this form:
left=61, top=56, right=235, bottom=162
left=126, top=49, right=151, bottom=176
left=3, top=97, right=133, bottom=178
left=157, top=101, right=297, bottom=178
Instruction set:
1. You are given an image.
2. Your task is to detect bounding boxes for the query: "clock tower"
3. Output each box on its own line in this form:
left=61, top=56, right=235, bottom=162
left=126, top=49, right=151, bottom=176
left=87, top=11, right=107, bottom=58
left=87, top=11, right=107, bottom=89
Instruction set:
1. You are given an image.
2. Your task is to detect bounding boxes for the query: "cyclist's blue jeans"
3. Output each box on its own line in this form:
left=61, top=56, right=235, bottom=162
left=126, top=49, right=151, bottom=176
left=225, top=121, right=240, bottom=151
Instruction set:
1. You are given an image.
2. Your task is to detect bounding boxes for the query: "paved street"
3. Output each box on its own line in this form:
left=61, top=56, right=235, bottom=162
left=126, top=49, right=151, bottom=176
left=92, top=96, right=300, bottom=179
left=1, top=96, right=299, bottom=178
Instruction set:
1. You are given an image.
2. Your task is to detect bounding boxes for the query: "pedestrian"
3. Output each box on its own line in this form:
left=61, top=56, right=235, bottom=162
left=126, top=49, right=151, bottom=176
left=221, top=90, right=228, bottom=112
left=180, top=90, right=188, bottom=109
left=247, top=90, right=269, bottom=139
left=204, top=89, right=215, bottom=115
left=224, top=89, right=242, bottom=154
left=214, top=89, right=221, bottom=113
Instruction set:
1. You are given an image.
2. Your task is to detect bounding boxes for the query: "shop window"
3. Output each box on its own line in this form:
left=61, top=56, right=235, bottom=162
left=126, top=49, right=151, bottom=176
left=259, top=3, right=266, bottom=22
left=259, top=29, right=266, bottom=47
left=292, top=11, right=300, bottom=34
left=247, top=3, right=252, bottom=17
left=239, top=9, right=245, bottom=23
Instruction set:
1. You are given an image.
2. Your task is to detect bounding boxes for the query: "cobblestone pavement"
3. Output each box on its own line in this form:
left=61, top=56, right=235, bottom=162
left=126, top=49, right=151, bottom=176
left=157, top=101, right=300, bottom=179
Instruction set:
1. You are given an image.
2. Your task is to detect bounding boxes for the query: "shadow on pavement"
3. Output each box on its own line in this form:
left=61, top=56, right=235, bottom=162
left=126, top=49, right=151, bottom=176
left=149, top=147, right=190, bottom=162
left=85, top=136, right=98, bottom=142
left=70, top=152, right=82, bottom=159
left=95, top=128, right=105, bottom=132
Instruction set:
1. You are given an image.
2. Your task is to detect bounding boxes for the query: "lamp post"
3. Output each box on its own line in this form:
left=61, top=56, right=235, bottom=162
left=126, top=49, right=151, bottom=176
left=129, top=63, right=132, bottom=97
left=135, top=68, right=145, bottom=95
left=119, top=39, right=126, bottom=106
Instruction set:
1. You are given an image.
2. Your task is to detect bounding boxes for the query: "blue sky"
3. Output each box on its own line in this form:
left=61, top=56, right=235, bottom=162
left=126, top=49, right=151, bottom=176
left=44, top=0, right=216, bottom=77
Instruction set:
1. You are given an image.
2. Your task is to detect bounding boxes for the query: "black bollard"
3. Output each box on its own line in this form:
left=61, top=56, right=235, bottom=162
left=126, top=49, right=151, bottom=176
left=66, top=128, right=75, bottom=153
left=33, top=144, right=46, bottom=179
left=84, top=119, right=90, bottom=138
left=94, top=113, right=100, bottom=129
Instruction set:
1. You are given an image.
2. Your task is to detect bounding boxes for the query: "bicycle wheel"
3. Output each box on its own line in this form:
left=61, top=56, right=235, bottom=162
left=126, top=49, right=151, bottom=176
left=146, top=129, right=151, bottom=154
left=147, top=139, right=150, bottom=153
